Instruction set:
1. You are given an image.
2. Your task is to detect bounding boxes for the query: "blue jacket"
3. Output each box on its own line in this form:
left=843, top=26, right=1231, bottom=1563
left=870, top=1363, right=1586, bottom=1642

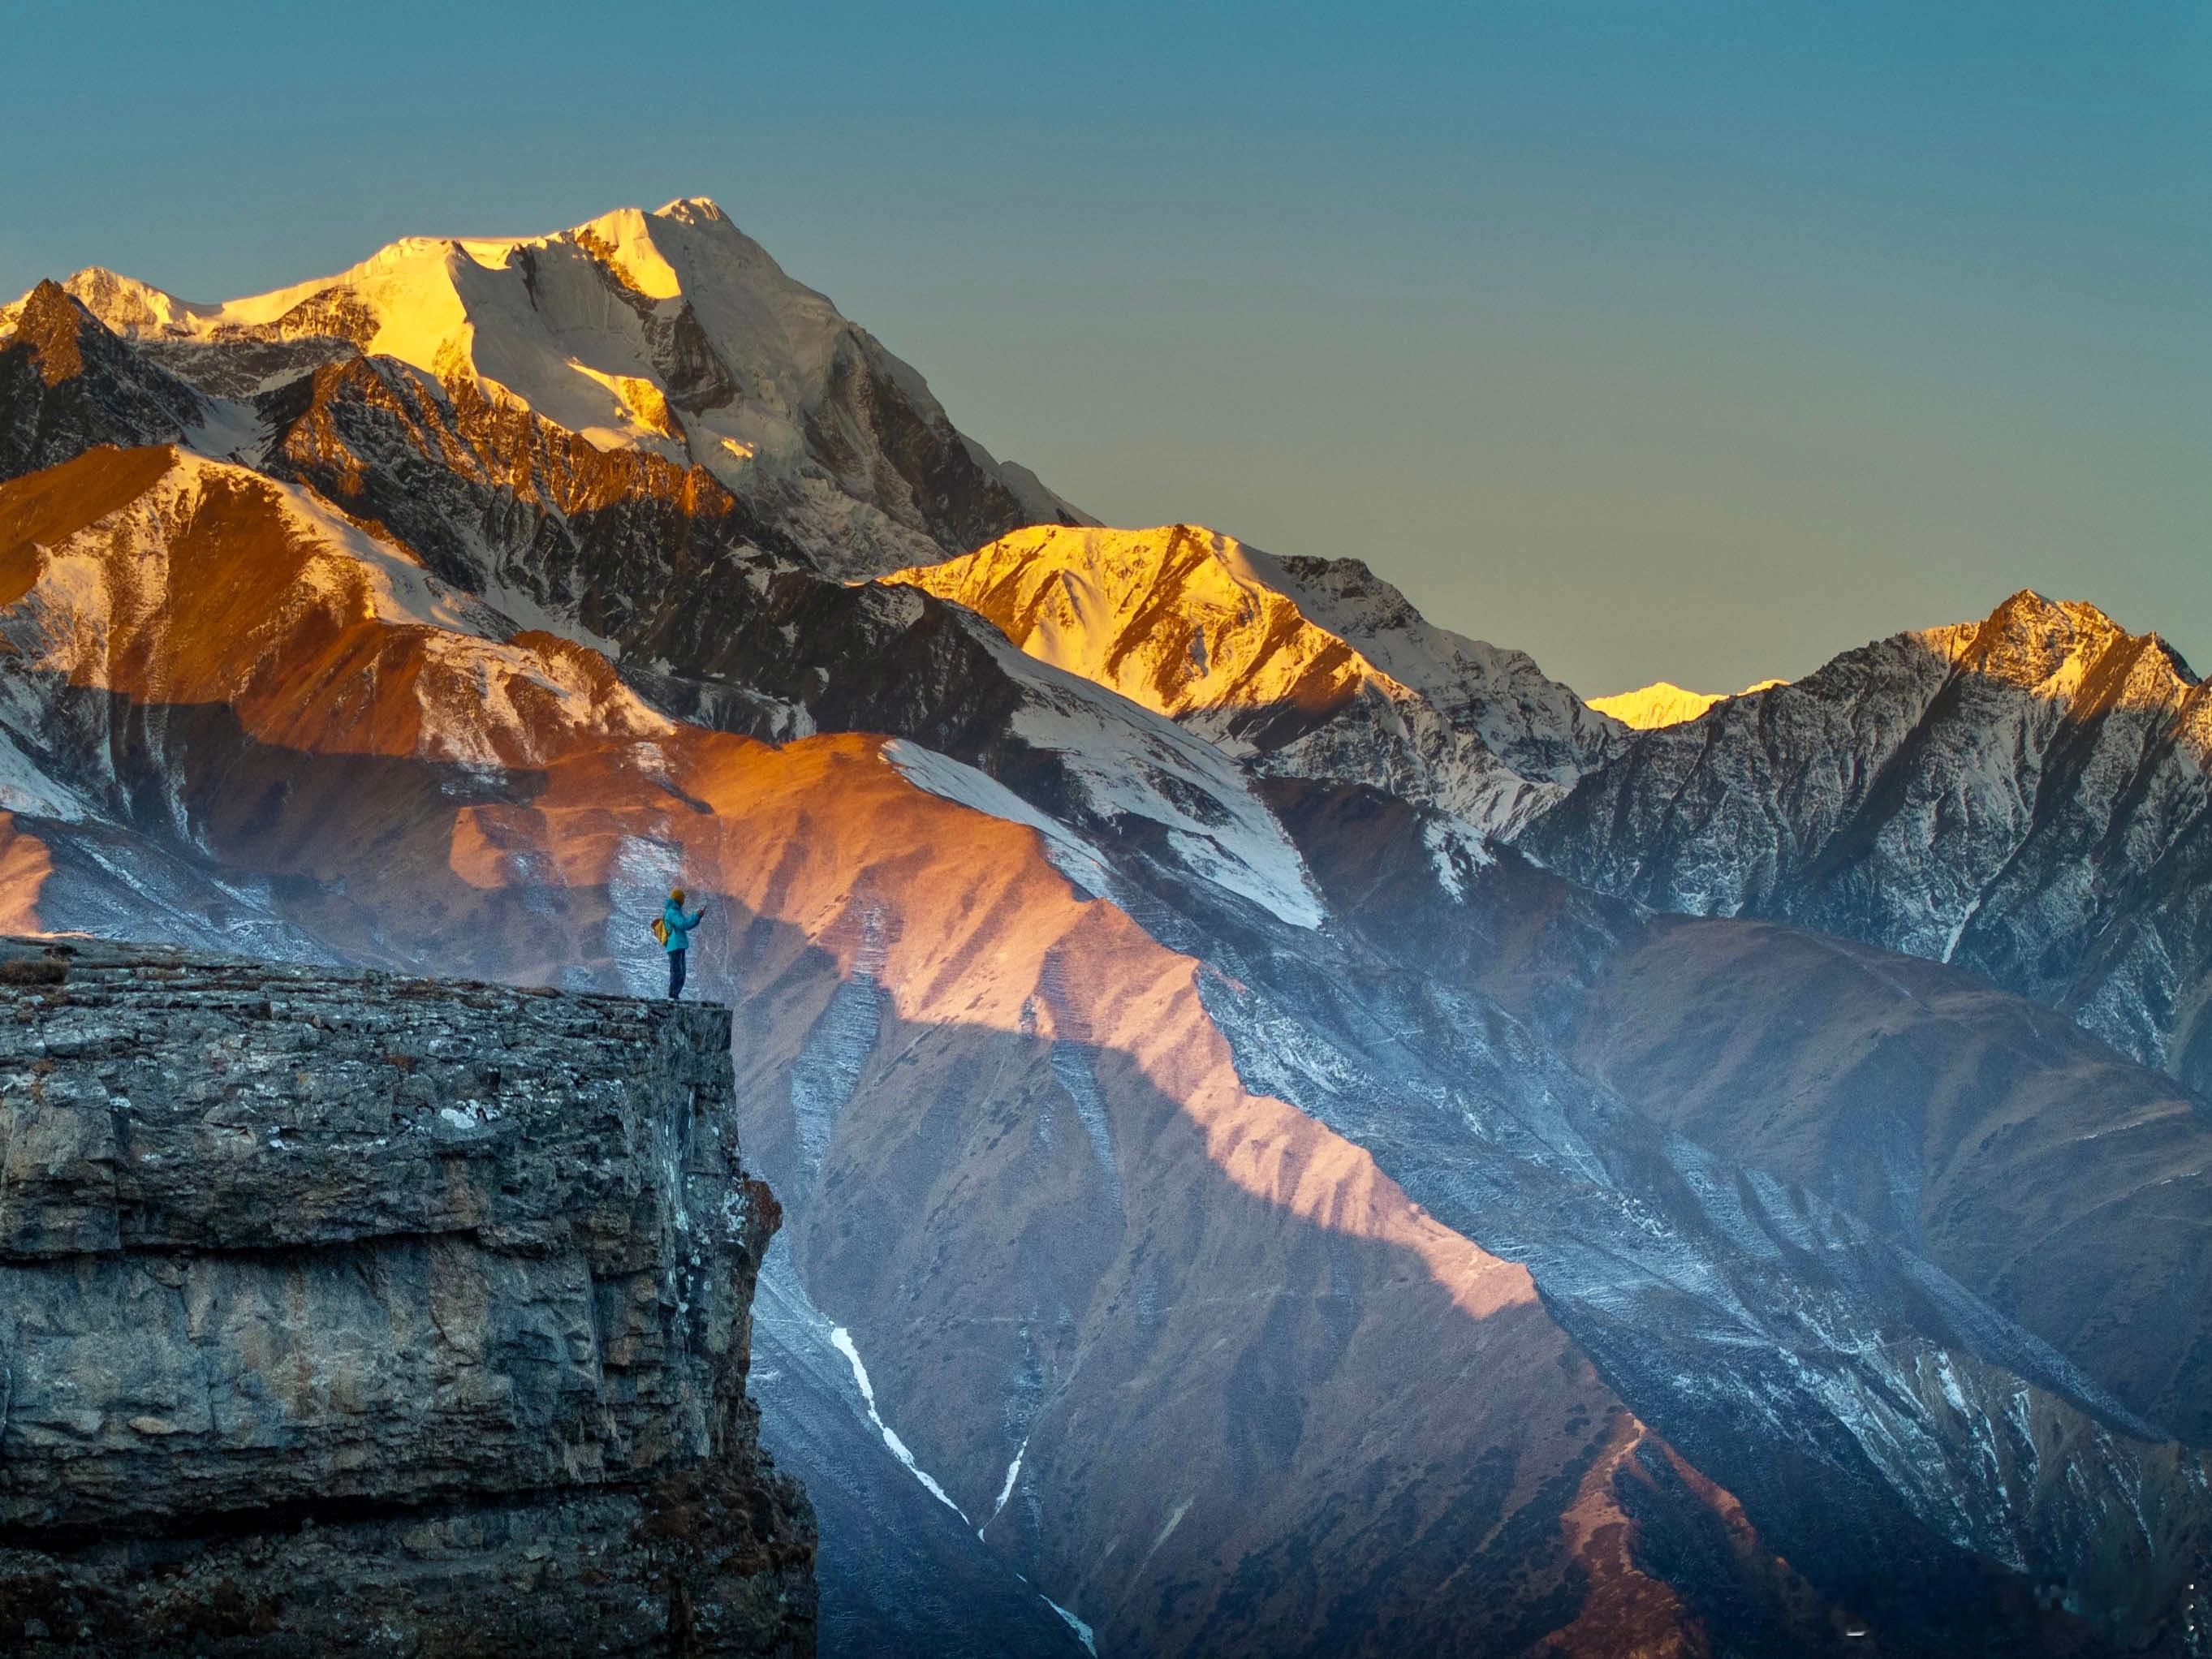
left=662, top=898, right=704, bottom=952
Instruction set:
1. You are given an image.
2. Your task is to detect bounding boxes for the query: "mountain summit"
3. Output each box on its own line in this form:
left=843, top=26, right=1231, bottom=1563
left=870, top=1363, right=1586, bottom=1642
left=16, top=198, right=1084, bottom=574
left=889, top=523, right=1620, bottom=832
left=1524, top=588, right=2212, bottom=1088
left=1586, top=678, right=1787, bottom=729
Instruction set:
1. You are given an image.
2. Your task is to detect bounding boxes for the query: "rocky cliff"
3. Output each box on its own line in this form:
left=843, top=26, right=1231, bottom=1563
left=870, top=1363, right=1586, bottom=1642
left=0, top=936, right=815, bottom=1657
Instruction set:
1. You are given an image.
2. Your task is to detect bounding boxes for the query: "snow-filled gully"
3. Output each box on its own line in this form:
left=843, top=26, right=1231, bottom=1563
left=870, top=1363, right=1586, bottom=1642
left=827, top=1325, right=1100, bottom=1653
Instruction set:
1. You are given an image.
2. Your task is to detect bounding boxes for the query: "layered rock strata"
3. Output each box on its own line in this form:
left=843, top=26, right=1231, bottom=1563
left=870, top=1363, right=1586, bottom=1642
left=0, top=936, right=814, bottom=1657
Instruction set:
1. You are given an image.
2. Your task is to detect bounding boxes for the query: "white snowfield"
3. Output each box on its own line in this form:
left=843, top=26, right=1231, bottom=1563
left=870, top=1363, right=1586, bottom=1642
left=44, top=199, right=1080, bottom=576
left=990, top=639, right=1331, bottom=932
left=828, top=1325, right=968, bottom=1520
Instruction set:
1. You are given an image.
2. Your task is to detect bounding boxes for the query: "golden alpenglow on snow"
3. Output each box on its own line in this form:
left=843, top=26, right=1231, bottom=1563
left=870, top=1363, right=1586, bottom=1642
left=1587, top=678, right=1789, bottom=728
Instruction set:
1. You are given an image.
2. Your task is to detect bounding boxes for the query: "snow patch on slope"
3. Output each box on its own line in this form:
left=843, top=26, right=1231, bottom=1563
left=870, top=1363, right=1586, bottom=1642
left=1045, top=1598, right=1099, bottom=1656
left=883, top=739, right=1112, bottom=900
left=830, top=1325, right=968, bottom=1519
left=982, top=1435, right=1029, bottom=1536
left=1422, top=817, right=1493, bottom=901
left=1011, top=692, right=1325, bottom=929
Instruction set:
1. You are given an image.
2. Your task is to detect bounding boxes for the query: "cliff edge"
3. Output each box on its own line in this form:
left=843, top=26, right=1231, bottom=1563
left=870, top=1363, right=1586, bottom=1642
left=0, top=936, right=816, bottom=1656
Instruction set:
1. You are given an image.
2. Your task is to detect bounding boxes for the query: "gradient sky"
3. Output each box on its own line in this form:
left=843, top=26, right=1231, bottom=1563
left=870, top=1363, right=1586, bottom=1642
left=4, top=1, right=2204, bottom=695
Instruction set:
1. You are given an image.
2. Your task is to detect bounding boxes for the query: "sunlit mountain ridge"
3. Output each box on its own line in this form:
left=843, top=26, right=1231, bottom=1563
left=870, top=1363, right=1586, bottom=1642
left=6, top=198, right=1084, bottom=576
left=1586, top=677, right=1788, bottom=728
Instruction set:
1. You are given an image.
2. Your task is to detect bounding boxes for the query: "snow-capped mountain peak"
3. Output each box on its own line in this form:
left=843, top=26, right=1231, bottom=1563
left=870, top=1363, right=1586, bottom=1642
left=57, top=268, right=196, bottom=332
left=886, top=523, right=1385, bottom=721
left=1586, top=679, right=1788, bottom=730
left=1945, top=588, right=2198, bottom=708
left=886, top=522, right=1620, bottom=833
left=27, top=200, right=1083, bottom=575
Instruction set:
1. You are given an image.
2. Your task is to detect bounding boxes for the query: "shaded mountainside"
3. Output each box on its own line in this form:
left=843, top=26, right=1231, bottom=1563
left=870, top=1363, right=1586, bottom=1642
left=1520, top=592, right=2212, bottom=1097
left=0, top=937, right=813, bottom=1657
left=0, top=282, right=205, bottom=478
left=1273, top=778, right=2212, bottom=1449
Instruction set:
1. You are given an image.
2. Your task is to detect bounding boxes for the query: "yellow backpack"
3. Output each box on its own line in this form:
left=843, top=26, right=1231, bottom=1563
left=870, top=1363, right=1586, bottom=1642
left=650, top=915, right=670, bottom=946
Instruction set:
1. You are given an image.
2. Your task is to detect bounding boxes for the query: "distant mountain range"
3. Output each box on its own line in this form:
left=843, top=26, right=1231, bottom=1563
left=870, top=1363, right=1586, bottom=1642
left=4, top=201, right=2208, bottom=1658
left=1528, top=592, right=2212, bottom=1097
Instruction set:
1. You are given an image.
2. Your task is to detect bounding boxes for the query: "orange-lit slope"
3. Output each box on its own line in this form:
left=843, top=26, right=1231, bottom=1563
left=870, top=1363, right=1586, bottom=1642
left=886, top=522, right=1377, bottom=728
left=432, top=728, right=1840, bottom=1656
left=0, top=444, right=669, bottom=769
left=0, top=448, right=1839, bottom=1654
left=0, top=816, right=54, bottom=933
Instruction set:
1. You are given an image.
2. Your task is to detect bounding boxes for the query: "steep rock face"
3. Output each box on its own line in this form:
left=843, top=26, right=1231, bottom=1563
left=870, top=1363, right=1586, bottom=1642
left=42, top=199, right=1082, bottom=574
left=0, top=936, right=814, bottom=1657
left=256, top=350, right=801, bottom=605
left=1261, top=549, right=1623, bottom=788
left=1522, top=592, right=2212, bottom=1093
left=0, top=283, right=205, bottom=482
left=888, top=523, right=1618, bottom=833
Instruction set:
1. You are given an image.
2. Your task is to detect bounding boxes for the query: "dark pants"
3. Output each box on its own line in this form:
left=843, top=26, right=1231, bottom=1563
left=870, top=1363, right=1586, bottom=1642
left=666, top=949, right=688, bottom=1001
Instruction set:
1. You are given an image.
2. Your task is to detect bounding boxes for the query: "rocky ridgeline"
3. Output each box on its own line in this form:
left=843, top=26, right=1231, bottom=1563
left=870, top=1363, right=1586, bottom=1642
left=0, top=937, right=815, bottom=1657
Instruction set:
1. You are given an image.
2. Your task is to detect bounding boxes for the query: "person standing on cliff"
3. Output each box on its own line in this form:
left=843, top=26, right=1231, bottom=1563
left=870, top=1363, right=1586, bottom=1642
left=659, top=887, right=705, bottom=1000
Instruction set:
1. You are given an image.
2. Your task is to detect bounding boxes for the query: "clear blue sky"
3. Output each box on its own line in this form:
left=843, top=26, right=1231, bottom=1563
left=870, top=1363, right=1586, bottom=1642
left=4, top=1, right=2204, bottom=694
